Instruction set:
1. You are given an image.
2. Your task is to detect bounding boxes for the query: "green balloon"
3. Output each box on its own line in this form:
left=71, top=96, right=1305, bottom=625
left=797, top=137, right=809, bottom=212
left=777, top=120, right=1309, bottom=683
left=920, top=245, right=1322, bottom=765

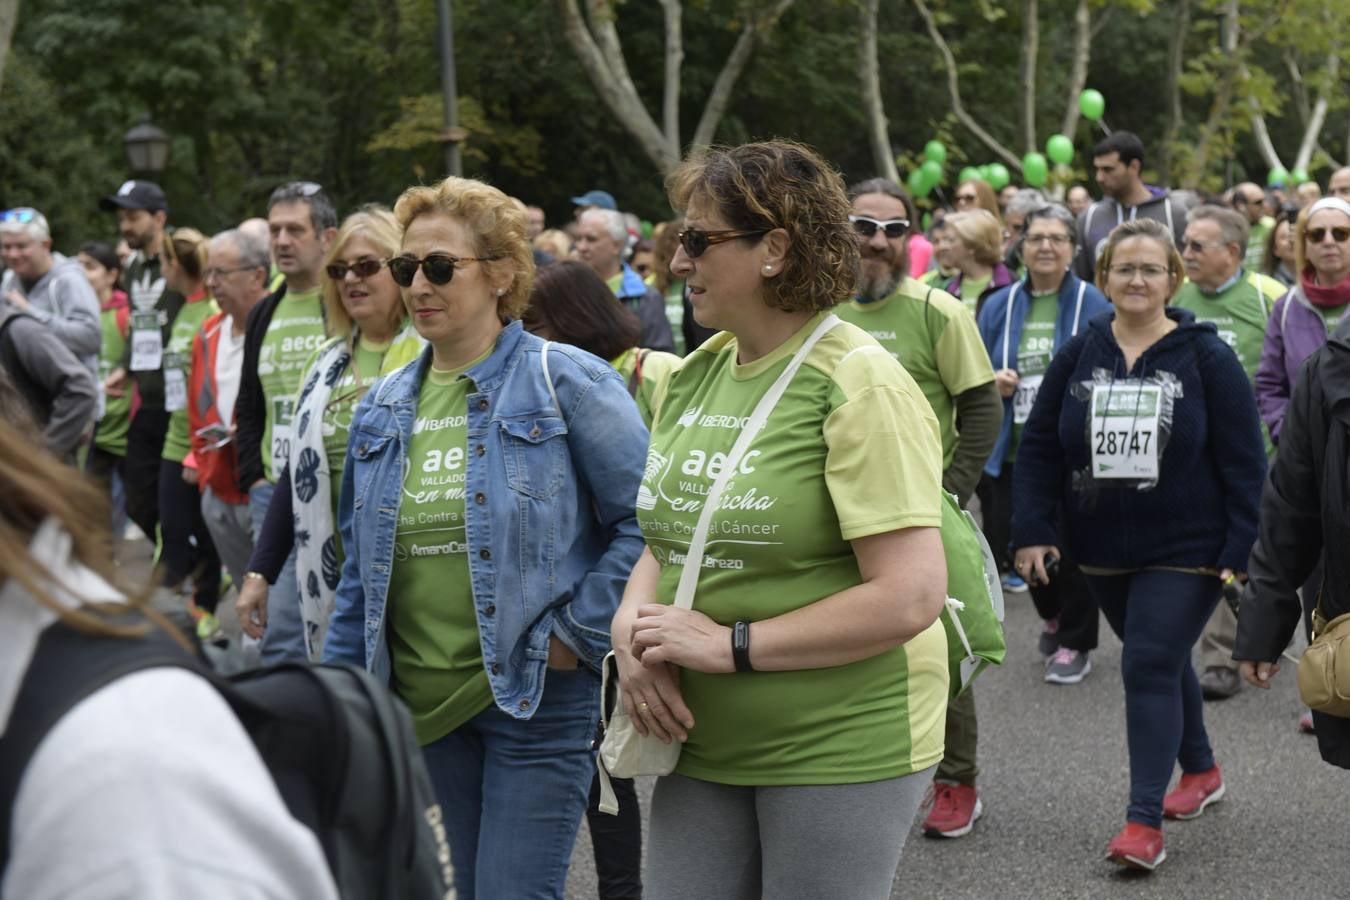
left=1046, top=134, right=1074, bottom=166
left=1291, top=168, right=1309, bottom=186
left=922, top=212, right=932, bottom=232
left=1022, top=152, right=1048, bottom=188
left=923, top=140, right=947, bottom=166
left=640, top=219, right=654, bottom=240
left=958, top=167, right=981, bottom=185
left=1079, top=89, right=1106, bottom=122
left=908, top=167, right=932, bottom=198
left=1267, top=166, right=1289, bottom=187
left=987, top=163, right=1011, bottom=191
left=977, top=165, right=993, bottom=182
left=921, top=159, right=943, bottom=186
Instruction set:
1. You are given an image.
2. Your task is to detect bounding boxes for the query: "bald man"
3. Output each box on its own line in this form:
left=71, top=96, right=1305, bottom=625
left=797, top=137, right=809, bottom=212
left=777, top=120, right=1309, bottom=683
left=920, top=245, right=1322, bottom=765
left=1230, top=182, right=1272, bottom=271
left=1329, top=166, right=1350, bottom=201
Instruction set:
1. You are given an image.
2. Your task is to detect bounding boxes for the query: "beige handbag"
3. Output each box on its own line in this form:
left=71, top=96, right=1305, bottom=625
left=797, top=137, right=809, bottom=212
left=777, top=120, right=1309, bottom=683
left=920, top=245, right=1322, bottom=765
left=593, top=315, right=842, bottom=815
left=1297, top=597, right=1350, bottom=718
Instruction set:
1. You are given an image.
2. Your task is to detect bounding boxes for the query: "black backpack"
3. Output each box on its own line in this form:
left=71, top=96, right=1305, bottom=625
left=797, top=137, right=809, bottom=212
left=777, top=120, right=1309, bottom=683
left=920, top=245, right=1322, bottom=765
left=0, top=616, right=454, bottom=899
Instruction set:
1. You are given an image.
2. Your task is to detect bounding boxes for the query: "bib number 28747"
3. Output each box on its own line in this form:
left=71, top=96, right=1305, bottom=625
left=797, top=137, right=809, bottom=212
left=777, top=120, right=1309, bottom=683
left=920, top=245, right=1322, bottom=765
left=1090, top=384, right=1161, bottom=480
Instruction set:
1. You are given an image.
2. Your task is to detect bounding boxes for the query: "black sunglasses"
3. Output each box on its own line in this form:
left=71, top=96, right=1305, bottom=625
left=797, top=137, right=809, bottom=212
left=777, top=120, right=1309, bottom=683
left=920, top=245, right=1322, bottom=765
left=326, top=259, right=384, bottom=281
left=1307, top=226, right=1350, bottom=244
left=678, top=228, right=768, bottom=259
left=849, top=215, right=910, bottom=239
left=386, top=253, right=497, bottom=287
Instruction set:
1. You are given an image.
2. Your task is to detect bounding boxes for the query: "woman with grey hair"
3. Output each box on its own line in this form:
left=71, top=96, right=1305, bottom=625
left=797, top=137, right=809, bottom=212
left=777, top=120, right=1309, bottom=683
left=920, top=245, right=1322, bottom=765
left=977, top=203, right=1111, bottom=682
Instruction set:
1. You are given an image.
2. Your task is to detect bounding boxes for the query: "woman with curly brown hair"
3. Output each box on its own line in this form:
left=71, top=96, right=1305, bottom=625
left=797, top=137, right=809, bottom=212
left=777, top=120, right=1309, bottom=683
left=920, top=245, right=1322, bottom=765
left=612, top=140, right=949, bottom=899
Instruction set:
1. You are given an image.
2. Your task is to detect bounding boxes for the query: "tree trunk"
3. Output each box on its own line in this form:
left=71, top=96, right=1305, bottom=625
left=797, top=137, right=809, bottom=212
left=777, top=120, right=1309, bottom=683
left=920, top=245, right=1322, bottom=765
left=1185, top=0, right=1240, bottom=183
left=1059, top=0, right=1090, bottom=139
left=1158, top=0, right=1190, bottom=184
left=1293, top=51, right=1338, bottom=171
left=555, top=0, right=676, bottom=171
left=0, top=0, right=19, bottom=99
left=858, top=0, right=899, bottom=183
left=659, top=0, right=683, bottom=162
left=1019, top=0, right=1039, bottom=154
left=689, top=0, right=795, bottom=153
left=911, top=0, right=1021, bottom=169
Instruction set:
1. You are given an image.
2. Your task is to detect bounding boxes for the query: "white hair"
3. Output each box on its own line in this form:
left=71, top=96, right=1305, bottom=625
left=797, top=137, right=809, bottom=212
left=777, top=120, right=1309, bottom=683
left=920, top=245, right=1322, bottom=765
left=583, top=207, right=629, bottom=245
left=0, top=208, right=51, bottom=243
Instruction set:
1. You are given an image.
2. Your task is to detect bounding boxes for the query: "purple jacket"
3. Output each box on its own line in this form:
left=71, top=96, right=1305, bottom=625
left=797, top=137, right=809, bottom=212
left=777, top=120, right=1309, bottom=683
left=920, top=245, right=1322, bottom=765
left=1254, top=285, right=1339, bottom=442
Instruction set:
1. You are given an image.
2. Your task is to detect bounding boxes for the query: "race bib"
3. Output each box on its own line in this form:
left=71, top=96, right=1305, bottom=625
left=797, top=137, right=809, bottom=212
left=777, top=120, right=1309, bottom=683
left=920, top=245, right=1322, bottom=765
left=129, top=310, right=163, bottom=372
left=271, top=396, right=295, bottom=473
left=163, top=351, right=188, bottom=412
left=1090, top=384, right=1160, bottom=479
left=1013, top=374, right=1044, bottom=425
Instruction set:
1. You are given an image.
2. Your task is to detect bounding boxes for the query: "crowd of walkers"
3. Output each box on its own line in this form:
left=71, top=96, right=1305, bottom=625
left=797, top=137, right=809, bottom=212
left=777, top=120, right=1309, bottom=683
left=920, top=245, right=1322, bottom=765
left=3, top=129, right=1350, bottom=898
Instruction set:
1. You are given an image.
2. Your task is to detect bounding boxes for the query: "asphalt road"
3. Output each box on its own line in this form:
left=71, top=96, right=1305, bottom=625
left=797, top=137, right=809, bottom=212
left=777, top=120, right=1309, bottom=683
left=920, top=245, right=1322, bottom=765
left=564, top=591, right=1346, bottom=899
left=122, top=537, right=1345, bottom=898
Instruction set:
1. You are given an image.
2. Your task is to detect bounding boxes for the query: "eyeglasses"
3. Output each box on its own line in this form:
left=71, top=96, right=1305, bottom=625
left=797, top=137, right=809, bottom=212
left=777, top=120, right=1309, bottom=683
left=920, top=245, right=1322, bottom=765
left=0, top=208, right=38, bottom=223
left=677, top=228, right=768, bottom=259
left=1307, top=226, right=1350, bottom=244
left=1024, top=233, right=1072, bottom=247
left=954, top=193, right=978, bottom=205
left=1108, top=264, right=1171, bottom=280
left=386, top=253, right=497, bottom=287
left=1182, top=239, right=1226, bottom=254
left=204, top=265, right=259, bottom=281
left=326, top=259, right=384, bottom=281
left=849, top=215, right=909, bottom=239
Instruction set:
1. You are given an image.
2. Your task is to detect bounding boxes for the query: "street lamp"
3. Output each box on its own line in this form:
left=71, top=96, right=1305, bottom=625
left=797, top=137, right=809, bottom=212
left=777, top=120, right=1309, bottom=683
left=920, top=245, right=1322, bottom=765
left=123, top=117, right=170, bottom=173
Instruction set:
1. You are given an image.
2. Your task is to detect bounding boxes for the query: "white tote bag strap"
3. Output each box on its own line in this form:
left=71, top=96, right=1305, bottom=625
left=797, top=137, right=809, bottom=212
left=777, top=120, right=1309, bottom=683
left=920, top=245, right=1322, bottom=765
left=540, top=341, right=563, bottom=417
left=672, top=314, right=841, bottom=610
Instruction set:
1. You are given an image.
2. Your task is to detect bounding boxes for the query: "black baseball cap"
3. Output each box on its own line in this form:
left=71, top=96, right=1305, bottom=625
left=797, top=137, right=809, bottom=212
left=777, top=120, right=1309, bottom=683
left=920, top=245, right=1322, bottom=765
left=99, top=180, right=168, bottom=213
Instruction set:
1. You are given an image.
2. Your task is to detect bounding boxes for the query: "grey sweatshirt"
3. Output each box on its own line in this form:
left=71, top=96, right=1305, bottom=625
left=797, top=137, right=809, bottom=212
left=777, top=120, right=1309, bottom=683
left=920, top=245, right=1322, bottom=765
left=0, top=253, right=102, bottom=409
left=0, top=307, right=98, bottom=459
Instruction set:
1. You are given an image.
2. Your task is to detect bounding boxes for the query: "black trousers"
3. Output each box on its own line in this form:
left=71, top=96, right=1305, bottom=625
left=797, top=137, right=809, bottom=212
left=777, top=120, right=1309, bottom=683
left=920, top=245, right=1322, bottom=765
left=979, top=464, right=1099, bottom=651
left=158, top=458, right=222, bottom=611
left=586, top=772, right=642, bottom=899
left=123, top=408, right=169, bottom=541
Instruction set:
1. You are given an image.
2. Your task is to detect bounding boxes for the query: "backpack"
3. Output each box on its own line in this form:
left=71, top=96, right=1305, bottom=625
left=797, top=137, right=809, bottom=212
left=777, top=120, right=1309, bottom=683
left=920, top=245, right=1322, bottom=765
left=938, top=490, right=1007, bottom=697
left=0, top=616, right=454, bottom=899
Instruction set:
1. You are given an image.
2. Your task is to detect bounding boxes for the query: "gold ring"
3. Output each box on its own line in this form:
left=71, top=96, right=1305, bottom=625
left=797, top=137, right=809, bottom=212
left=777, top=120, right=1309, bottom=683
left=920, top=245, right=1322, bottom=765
left=638, top=702, right=649, bottom=712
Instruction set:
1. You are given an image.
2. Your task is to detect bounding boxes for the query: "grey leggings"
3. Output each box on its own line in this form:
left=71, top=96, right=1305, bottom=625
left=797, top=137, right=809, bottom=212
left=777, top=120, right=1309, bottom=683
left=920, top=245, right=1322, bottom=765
left=646, top=767, right=936, bottom=900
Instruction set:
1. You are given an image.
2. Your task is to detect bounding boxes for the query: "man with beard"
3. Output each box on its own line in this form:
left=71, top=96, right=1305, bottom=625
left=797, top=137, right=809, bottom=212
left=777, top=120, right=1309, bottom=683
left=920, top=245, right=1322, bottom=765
left=838, top=179, right=1001, bottom=506
left=836, top=178, right=1003, bottom=841
left=101, top=180, right=183, bottom=541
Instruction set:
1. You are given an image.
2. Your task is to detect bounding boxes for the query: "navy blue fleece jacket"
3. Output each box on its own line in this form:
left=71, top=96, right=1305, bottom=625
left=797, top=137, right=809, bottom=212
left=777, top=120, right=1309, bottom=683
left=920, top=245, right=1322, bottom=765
left=1012, top=307, right=1265, bottom=572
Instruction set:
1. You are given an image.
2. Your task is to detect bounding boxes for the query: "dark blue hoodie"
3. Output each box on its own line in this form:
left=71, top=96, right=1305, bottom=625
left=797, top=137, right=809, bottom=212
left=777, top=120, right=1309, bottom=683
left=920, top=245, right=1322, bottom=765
left=1011, top=307, right=1265, bottom=572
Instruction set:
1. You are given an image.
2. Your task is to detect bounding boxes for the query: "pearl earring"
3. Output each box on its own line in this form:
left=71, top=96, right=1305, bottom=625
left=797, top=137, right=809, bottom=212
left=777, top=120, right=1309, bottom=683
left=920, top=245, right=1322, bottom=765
left=763, top=265, right=773, bottom=273
left=496, top=289, right=505, bottom=296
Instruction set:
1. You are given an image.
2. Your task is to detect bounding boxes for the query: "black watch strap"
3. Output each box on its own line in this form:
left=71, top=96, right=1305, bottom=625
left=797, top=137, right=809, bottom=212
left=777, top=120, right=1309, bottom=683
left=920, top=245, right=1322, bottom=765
left=732, top=621, right=754, bottom=672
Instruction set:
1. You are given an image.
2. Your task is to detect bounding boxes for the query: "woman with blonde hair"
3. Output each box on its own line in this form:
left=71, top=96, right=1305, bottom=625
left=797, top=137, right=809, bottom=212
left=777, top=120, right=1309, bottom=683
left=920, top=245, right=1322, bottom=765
left=156, top=227, right=224, bottom=636
left=940, top=209, right=1015, bottom=318
left=322, top=177, right=648, bottom=899
left=237, top=206, right=421, bottom=659
left=0, top=413, right=337, bottom=897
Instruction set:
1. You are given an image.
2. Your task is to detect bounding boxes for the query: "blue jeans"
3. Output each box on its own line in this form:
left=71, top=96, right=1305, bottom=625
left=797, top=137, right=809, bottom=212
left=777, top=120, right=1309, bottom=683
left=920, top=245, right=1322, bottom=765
left=421, top=666, right=600, bottom=899
left=248, top=480, right=307, bottom=664
left=1086, top=570, right=1219, bottom=828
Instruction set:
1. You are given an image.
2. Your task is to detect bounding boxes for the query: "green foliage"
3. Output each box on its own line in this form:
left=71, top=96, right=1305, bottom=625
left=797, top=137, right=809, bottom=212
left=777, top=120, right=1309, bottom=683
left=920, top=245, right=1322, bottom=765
left=1, top=0, right=1347, bottom=247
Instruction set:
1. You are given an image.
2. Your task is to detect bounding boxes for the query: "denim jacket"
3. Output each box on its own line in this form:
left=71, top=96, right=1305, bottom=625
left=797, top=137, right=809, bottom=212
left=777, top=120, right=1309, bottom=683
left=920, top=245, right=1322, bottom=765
left=321, top=322, right=649, bottom=719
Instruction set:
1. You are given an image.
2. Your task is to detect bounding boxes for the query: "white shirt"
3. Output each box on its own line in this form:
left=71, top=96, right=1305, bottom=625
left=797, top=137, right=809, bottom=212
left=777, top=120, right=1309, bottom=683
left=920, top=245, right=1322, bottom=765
left=1, top=520, right=339, bottom=900
left=215, top=315, right=246, bottom=424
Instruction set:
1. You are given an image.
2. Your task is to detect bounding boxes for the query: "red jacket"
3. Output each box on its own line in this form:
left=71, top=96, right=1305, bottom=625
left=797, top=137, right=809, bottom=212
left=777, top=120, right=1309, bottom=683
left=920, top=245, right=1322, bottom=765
left=188, top=311, right=248, bottom=504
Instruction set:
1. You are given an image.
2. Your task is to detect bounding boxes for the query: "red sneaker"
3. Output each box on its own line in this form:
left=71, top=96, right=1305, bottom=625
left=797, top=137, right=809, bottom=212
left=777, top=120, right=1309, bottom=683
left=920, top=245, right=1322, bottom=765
left=921, top=781, right=983, bottom=838
left=1106, top=822, right=1166, bottom=870
left=1163, top=765, right=1225, bottom=820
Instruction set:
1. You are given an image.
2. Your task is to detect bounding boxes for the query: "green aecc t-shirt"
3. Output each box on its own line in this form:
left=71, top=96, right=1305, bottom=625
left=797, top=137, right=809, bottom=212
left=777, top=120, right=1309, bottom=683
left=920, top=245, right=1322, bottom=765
left=837, top=278, right=994, bottom=469
left=639, top=312, right=949, bottom=785
left=258, top=287, right=326, bottom=480
left=388, top=350, right=494, bottom=746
